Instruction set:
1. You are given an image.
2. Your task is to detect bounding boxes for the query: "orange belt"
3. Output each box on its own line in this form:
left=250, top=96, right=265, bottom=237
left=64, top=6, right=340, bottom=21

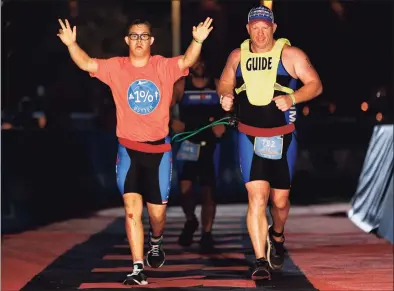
left=118, top=137, right=171, bottom=153
left=238, top=122, right=295, bottom=137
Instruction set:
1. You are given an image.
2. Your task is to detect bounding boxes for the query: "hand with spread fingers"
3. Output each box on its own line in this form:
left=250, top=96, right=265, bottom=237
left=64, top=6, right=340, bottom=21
left=192, top=17, right=214, bottom=43
left=57, top=19, right=76, bottom=47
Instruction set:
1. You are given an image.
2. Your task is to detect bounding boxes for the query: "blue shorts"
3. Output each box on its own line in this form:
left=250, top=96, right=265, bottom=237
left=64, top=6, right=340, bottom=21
left=116, top=138, right=172, bottom=205
left=238, top=132, right=297, bottom=189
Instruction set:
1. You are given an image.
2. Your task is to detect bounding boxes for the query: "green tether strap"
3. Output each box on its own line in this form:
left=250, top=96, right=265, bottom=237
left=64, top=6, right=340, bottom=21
left=171, top=116, right=232, bottom=143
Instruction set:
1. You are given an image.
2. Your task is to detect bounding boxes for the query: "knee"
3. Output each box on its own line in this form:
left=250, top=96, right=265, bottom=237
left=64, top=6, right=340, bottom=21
left=149, top=211, right=166, bottom=224
left=248, top=192, right=269, bottom=210
left=247, top=182, right=270, bottom=208
left=123, top=195, right=143, bottom=219
left=271, top=196, right=289, bottom=210
left=250, top=197, right=269, bottom=209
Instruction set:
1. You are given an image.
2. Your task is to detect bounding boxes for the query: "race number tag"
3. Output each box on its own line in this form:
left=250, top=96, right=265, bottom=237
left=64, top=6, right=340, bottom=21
left=254, top=136, right=283, bottom=160
left=176, top=141, right=200, bottom=161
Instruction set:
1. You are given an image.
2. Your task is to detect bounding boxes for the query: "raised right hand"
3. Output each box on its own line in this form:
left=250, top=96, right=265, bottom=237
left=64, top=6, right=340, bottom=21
left=57, top=19, right=76, bottom=47
left=220, top=94, right=234, bottom=111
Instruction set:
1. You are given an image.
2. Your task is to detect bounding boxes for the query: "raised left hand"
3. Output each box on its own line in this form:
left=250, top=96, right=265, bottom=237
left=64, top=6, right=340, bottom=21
left=272, top=95, right=293, bottom=112
left=192, top=17, right=214, bottom=43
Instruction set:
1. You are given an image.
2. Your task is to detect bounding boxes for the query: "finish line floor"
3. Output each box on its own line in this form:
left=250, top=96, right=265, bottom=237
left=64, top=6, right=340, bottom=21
left=2, top=204, right=393, bottom=291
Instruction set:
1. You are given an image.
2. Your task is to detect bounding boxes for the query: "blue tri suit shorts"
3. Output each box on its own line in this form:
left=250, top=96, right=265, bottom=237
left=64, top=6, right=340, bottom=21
left=238, top=132, right=297, bottom=189
left=115, top=137, right=172, bottom=205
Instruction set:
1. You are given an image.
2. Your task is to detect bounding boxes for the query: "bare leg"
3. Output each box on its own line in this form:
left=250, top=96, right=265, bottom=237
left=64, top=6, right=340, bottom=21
left=246, top=180, right=270, bottom=259
left=146, top=202, right=167, bottom=237
left=269, top=188, right=290, bottom=242
left=123, top=193, right=144, bottom=263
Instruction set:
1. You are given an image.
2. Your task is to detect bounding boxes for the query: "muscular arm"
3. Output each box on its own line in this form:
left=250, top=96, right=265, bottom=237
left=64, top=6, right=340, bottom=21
left=67, top=43, right=98, bottom=73
left=217, top=49, right=240, bottom=97
left=286, top=47, right=323, bottom=103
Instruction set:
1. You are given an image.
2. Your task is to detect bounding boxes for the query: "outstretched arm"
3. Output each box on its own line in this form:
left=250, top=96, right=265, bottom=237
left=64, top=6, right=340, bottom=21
left=178, top=17, right=214, bottom=72
left=57, top=19, right=98, bottom=73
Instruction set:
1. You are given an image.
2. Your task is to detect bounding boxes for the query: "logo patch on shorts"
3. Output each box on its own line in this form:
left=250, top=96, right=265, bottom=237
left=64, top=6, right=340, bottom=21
left=127, top=79, right=161, bottom=115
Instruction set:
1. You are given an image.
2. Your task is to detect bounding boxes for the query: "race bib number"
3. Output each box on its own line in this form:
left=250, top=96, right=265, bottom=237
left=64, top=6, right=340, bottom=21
left=176, top=141, right=200, bottom=161
left=127, top=79, right=160, bottom=115
left=254, top=136, right=283, bottom=160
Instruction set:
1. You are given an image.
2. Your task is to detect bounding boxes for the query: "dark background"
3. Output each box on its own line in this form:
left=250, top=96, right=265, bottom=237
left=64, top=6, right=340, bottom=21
left=2, top=0, right=394, bottom=233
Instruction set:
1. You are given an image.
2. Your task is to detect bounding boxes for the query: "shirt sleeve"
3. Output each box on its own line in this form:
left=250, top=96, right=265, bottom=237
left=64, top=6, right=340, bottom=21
left=158, top=56, right=189, bottom=84
left=89, top=57, right=120, bottom=86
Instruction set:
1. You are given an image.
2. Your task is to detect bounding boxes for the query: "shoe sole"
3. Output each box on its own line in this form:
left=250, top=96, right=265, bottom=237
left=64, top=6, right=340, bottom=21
left=251, top=269, right=271, bottom=281
left=123, top=278, right=148, bottom=285
left=266, top=225, right=283, bottom=270
left=252, top=274, right=271, bottom=280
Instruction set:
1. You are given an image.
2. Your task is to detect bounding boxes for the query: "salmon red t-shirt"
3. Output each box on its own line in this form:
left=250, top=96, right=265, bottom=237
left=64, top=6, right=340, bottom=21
left=90, top=55, right=188, bottom=142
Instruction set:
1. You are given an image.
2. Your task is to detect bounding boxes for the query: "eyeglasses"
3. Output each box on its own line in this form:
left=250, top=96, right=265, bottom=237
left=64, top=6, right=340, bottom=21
left=128, top=33, right=151, bottom=41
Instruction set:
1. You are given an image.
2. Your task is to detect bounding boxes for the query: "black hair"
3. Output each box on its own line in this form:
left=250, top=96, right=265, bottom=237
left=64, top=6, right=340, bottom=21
left=127, top=19, right=152, bottom=35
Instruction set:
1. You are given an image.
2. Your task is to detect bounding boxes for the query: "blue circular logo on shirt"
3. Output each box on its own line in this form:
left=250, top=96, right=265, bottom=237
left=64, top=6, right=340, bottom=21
left=127, top=79, right=161, bottom=115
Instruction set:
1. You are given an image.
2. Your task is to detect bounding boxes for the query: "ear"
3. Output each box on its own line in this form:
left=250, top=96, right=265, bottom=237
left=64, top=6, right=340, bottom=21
left=124, top=36, right=130, bottom=46
left=273, top=23, right=278, bottom=34
left=150, top=36, right=155, bottom=46
left=246, top=23, right=250, bottom=35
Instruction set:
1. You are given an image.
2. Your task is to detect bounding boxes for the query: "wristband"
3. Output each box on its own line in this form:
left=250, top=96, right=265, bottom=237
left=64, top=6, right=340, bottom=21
left=289, top=93, right=296, bottom=105
left=193, top=38, right=203, bottom=44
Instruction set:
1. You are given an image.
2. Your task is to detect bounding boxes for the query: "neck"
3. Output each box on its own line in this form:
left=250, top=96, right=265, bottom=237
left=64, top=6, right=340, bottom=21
left=129, top=54, right=150, bottom=67
left=250, top=39, right=275, bottom=53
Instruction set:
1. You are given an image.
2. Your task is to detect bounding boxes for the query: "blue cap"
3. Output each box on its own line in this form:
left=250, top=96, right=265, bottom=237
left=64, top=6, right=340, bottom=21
left=248, top=6, right=274, bottom=24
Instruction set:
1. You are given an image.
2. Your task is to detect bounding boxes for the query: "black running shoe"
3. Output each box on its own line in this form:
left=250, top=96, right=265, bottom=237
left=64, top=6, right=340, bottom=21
left=267, top=225, right=285, bottom=270
left=123, top=264, right=148, bottom=285
left=199, top=232, right=215, bottom=253
left=178, top=216, right=199, bottom=247
left=146, top=237, right=165, bottom=268
left=251, top=258, right=271, bottom=280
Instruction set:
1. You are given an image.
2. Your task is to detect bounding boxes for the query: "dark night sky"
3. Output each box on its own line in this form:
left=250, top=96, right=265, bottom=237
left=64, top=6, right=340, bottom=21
left=2, top=0, right=393, bottom=119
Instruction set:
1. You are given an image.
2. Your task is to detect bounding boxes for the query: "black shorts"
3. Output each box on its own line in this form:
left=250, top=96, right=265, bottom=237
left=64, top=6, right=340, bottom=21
left=175, top=142, right=221, bottom=187
left=238, top=132, right=298, bottom=189
left=116, top=140, right=172, bottom=205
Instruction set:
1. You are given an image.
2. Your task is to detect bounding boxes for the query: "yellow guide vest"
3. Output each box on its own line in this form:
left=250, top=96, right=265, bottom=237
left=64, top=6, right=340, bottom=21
left=236, top=38, right=294, bottom=106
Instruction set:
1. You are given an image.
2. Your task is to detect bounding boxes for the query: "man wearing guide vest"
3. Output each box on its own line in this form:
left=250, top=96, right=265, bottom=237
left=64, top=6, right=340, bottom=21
left=171, top=54, right=225, bottom=253
left=218, top=6, right=322, bottom=280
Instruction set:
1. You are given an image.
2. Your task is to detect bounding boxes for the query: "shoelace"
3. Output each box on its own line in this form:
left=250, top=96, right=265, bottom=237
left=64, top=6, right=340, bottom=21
left=128, top=267, right=142, bottom=277
left=150, top=243, right=160, bottom=256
